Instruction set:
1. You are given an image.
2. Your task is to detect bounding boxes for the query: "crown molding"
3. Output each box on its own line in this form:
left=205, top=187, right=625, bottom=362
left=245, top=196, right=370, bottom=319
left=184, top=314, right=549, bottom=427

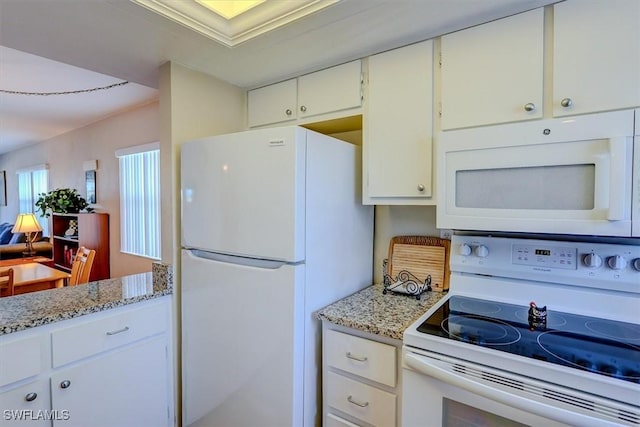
left=131, top=0, right=341, bottom=47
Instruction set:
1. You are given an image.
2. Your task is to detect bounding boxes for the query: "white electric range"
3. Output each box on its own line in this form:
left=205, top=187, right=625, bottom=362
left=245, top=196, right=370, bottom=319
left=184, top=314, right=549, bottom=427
left=403, top=234, right=640, bottom=427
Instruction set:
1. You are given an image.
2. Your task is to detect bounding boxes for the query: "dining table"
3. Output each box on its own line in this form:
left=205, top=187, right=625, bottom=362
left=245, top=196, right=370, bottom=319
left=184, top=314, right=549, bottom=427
left=0, top=262, right=70, bottom=296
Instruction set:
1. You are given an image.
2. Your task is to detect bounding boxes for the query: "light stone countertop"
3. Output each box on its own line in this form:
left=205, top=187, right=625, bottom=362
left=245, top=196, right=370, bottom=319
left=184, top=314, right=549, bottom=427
left=316, top=283, right=447, bottom=341
left=0, top=265, right=173, bottom=336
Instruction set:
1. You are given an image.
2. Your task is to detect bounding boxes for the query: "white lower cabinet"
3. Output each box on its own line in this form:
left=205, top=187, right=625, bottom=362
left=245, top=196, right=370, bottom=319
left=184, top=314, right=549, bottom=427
left=50, top=337, right=169, bottom=427
left=0, top=297, right=173, bottom=427
left=323, top=324, right=401, bottom=427
left=0, top=379, right=51, bottom=426
left=326, top=412, right=361, bottom=427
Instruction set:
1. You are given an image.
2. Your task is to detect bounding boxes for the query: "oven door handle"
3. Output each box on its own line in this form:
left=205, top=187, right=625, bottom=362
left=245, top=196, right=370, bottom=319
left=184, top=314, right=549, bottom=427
left=404, top=352, right=618, bottom=427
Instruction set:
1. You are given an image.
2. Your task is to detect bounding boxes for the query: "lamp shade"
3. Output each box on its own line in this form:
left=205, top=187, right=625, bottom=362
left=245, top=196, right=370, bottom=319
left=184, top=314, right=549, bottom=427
left=12, top=213, right=43, bottom=234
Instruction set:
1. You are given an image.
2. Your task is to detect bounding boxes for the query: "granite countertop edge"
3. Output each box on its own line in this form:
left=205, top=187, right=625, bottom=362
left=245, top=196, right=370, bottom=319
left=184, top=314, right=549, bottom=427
left=316, top=283, right=447, bottom=341
left=0, top=270, right=173, bottom=336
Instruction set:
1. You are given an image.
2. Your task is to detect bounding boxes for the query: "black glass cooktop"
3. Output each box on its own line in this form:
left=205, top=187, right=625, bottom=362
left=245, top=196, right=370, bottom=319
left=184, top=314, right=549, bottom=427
left=416, top=296, right=640, bottom=384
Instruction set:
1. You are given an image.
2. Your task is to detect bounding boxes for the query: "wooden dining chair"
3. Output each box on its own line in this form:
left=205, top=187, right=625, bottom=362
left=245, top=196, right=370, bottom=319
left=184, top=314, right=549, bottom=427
left=69, top=247, right=96, bottom=286
left=0, top=268, right=15, bottom=297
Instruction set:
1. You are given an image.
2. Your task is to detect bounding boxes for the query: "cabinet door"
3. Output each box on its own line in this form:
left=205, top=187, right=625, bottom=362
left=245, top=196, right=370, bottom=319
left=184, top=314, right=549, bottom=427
left=441, top=8, right=544, bottom=129
left=553, top=0, right=640, bottom=116
left=50, top=337, right=170, bottom=427
left=248, top=79, right=297, bottom=127
left=0, top=379, right=51, bottom=427
left=298, top=60, right=362, bottom=119
left=365, top=40, right=434, bottom=204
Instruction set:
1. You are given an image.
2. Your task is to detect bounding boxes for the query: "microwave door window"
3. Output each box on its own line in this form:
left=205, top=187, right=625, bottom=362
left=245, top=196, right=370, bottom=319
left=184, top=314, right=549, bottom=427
left=455, top=164, right=596, bottom=210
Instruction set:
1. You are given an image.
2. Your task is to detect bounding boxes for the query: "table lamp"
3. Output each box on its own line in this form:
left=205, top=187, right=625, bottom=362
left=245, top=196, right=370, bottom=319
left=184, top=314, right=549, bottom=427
left=12, top=213, right=43, bottom=257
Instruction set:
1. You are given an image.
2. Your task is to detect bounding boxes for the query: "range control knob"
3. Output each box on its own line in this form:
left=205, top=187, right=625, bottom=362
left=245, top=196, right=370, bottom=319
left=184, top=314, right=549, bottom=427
left=459, top=244, right=472, bottom=256
left=474, top=245, right=489, bottom=258
left=583, top=253, right=603, bottom=269
left=607, top=255, right=627, bottom=270
left=633, top=258, right=640, bottom=271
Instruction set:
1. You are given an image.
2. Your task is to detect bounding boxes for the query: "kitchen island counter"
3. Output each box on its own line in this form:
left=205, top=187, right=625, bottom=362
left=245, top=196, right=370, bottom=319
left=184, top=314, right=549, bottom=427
left=316, top=283, right=446, bottom=340
left=0, top=265, right=173, bottom=335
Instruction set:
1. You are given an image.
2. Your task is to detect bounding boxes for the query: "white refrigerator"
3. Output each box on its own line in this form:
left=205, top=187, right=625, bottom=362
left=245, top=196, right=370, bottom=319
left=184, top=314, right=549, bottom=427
left=181, top=126, right=373, bottom=427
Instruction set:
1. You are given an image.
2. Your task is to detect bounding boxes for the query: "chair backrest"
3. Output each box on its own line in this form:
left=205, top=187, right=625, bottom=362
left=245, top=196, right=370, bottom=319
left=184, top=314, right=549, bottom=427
left=0, top=268, right=15, bottom=297
left=69, top=247, right=96, bottom=286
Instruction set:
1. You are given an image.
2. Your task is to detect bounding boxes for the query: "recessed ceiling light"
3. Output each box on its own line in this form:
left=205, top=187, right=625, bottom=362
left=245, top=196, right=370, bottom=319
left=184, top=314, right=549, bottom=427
left=131, top=0, right=341, bottom=47
left=195, top=1, right=265, bottom=20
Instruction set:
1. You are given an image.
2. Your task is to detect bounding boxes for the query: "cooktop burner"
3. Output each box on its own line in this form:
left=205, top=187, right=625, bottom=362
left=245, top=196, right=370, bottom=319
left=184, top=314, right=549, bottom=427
left=416, top=295, right=640, bottom=383
left=442, top=315, right=521, bottom=346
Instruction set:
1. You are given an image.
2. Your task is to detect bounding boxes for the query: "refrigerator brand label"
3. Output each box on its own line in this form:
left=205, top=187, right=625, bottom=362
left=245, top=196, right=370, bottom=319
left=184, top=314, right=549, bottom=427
left=268, top=139, right=285, bottom=147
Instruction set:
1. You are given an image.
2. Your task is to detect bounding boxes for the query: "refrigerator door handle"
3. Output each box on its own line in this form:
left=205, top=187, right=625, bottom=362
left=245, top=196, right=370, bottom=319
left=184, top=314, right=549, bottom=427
left=189, top=249, right=290, bottom=269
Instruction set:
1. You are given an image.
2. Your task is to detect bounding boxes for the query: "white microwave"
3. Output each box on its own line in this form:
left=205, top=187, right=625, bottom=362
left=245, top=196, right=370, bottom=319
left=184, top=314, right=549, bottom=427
left=436, top=109, right=639, bottom=237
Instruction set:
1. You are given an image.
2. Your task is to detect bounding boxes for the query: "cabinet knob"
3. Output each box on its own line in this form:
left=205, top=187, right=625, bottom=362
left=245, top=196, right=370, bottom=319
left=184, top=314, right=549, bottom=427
left=560, top=98, right=573, bottom=108
left=25, top=392, right=38, bottom=402
left=300, top=105, right=307, bottom=113
left=60, top=380, right=71, bottom=389
left=417, top=184, right=425, bottom=192
left=523, top=103, right=536, bottom=112
left=285, top=109, right=292, bottom=116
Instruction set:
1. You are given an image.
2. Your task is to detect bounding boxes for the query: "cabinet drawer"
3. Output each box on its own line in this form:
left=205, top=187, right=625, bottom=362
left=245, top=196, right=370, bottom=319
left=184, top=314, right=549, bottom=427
left=0, top=335, right=43, bottom=386
left=326, top=371, right=396, bottom=427
left=325, top=329, right=396, bottom=387
left=326, top=412, right=361, bottom=427
left=51, top=301, right=167, bottom=367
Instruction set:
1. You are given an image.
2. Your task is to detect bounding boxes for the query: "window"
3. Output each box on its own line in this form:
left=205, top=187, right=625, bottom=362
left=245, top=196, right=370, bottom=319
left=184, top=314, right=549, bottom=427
left=17, top=164, right=49, bottom=236
left=116, top=143, right=161, bottom=259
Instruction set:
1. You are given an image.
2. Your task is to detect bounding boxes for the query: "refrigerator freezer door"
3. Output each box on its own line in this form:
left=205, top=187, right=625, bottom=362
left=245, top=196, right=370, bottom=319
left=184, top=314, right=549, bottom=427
left=181, top=250, right=305, bottom=427
left=182, top=126, right=306, bottom=262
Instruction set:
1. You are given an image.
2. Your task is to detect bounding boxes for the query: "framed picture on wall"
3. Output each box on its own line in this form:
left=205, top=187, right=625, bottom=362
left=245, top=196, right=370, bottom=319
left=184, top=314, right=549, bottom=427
left=0, top=170, right=6, bottom=206
left=85, top=170, right=96, bottom=204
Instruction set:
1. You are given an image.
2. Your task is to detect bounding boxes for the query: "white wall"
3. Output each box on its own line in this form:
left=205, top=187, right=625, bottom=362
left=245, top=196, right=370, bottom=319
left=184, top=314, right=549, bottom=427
left=0, top=101, right=161, bottom=277
left=373, top=205, right=439, bottom=283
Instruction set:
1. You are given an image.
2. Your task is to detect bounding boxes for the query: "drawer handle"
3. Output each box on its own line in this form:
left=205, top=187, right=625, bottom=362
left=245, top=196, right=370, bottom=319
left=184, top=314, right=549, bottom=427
left=347, top=395, right=369, bottom=408
left=25, top=392, right=37, bottom=402
left=346, top=352, right=368, bottom=362
left=106, top=326, right=130, bottom=336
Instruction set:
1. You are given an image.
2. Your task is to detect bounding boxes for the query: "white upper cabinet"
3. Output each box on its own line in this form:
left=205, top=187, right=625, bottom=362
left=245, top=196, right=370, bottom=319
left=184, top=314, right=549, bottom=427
left=441, top=1, right=639, bottom=129
left=248, top=60, right=363, bottom=128
left=298, top=60, right=363, bottom=119
left=247, top=79, right=297, bottom=128
left=553, top=0, right=640, bottom=117
left=364, top=40, right=435, bottom=205
left=441, top=8, right=544, bottom=130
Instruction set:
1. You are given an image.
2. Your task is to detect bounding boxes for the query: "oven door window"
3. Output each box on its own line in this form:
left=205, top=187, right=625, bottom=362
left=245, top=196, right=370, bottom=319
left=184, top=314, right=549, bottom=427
left=444, top=398, right=528, bottom=427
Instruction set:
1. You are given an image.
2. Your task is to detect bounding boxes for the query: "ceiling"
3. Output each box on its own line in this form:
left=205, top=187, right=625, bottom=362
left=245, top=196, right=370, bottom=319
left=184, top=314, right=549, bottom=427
left=0, top=0, right=558, bottom=155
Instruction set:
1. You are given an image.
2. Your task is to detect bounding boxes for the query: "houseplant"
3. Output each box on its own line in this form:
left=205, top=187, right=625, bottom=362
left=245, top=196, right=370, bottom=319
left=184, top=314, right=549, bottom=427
left=35, top=188, right=93, bottom=217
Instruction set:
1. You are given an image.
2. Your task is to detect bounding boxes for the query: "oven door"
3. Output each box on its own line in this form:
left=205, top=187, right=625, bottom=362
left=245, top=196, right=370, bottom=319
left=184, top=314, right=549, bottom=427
left=402, top=347, right=638, bottom=427
left=436, top=110, right=635, bottom=237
